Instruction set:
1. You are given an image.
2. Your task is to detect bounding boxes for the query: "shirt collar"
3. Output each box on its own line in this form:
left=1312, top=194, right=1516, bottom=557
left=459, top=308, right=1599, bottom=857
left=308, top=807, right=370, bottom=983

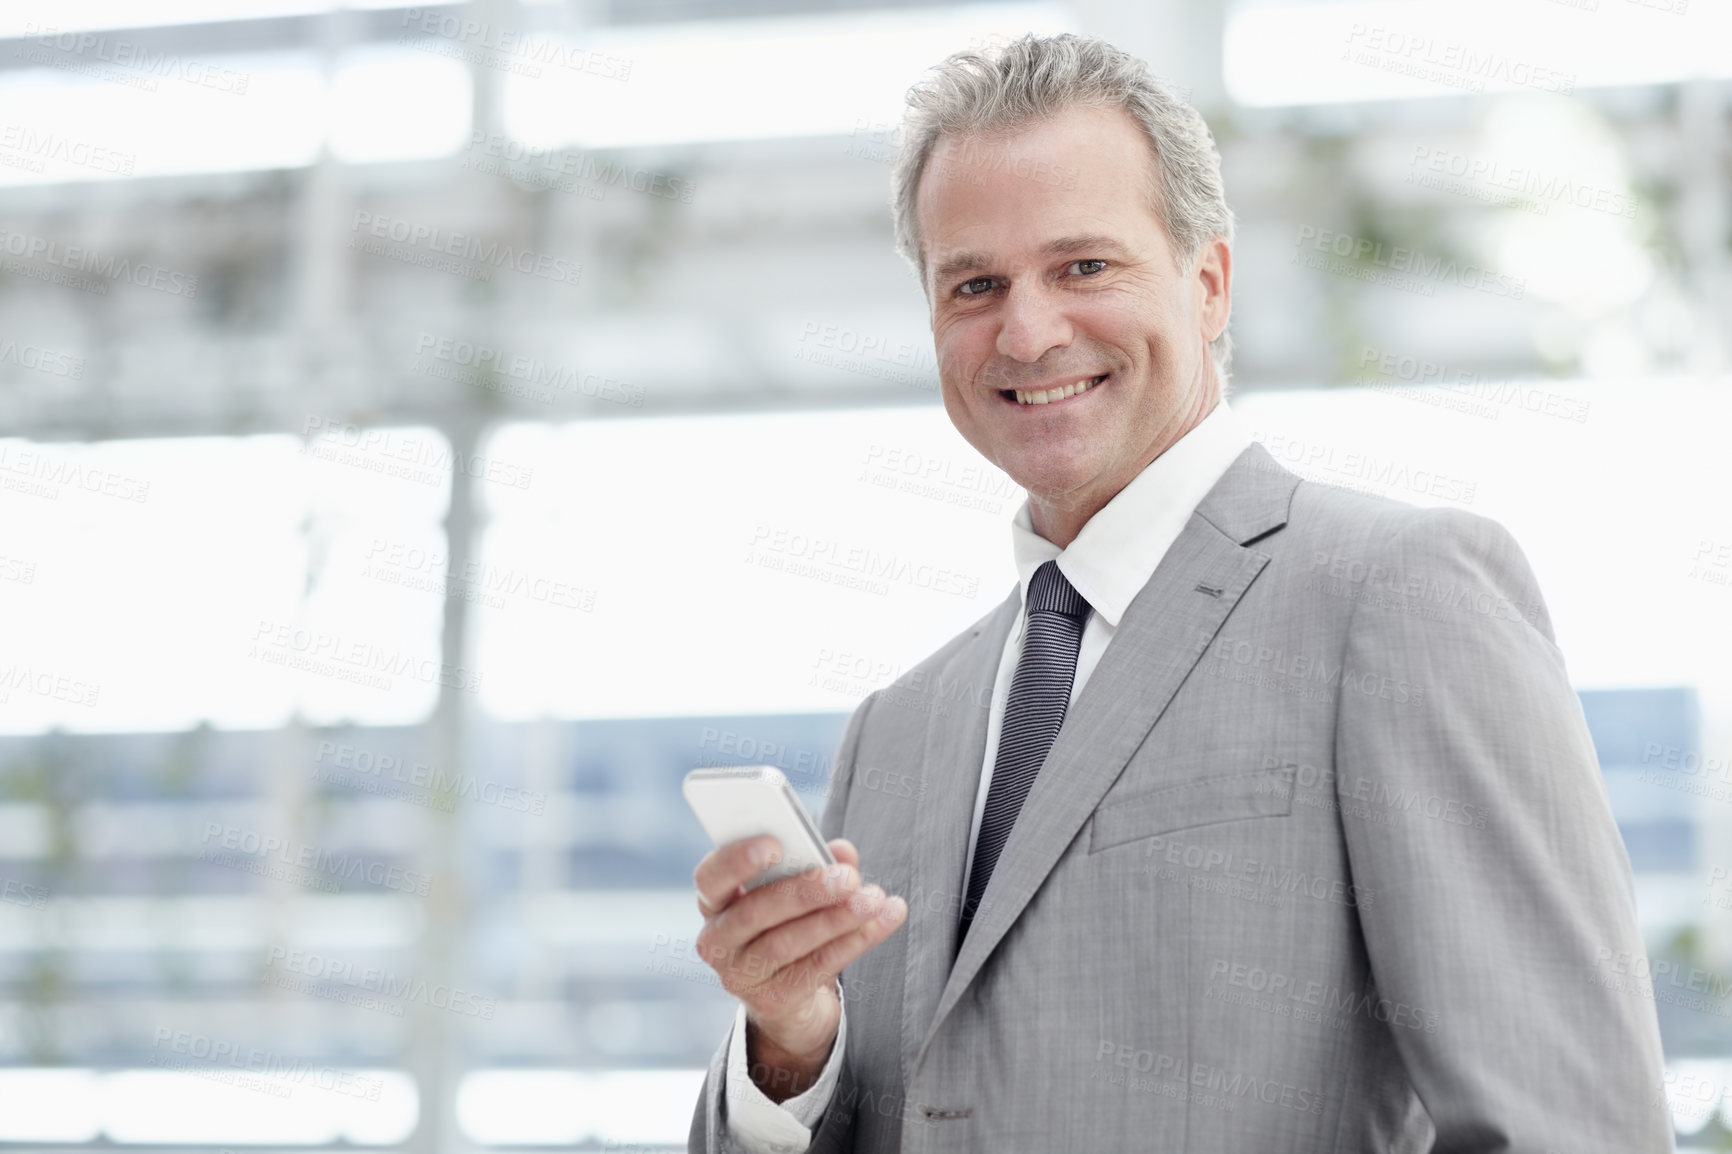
left=1009, top=398, right=1253, bottom=628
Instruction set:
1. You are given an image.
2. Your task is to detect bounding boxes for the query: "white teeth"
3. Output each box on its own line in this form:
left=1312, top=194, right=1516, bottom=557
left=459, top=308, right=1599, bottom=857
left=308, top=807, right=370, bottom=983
left=1014, top=375, right=1101, bottom=405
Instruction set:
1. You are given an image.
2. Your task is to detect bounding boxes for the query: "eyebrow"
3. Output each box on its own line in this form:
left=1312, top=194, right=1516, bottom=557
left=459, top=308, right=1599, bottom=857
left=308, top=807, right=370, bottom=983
left=931, top=234, right=1132, bottom=286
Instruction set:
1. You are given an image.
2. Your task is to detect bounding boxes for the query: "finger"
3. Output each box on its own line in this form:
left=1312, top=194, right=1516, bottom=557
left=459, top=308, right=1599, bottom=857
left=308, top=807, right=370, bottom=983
left=694, top=835, right=782, bottom=915
left=695, top=887, right=729, bottom=916
left=790, top=895, right=909, bottom=991
left=700, top=861, right=859, bottom=960
left=728, top=885, right=888, bottom=991
left=825, top=839, right=888, bottom=896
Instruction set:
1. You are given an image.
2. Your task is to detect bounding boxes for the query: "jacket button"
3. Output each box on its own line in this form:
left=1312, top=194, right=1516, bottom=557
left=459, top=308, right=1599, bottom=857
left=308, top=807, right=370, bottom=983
left=918, top=1105, right=973, bottom=1120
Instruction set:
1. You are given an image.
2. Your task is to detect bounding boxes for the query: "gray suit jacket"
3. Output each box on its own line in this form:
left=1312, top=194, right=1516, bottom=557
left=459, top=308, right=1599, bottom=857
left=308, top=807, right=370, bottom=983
left=691, top=442, right=1672, bottom=1152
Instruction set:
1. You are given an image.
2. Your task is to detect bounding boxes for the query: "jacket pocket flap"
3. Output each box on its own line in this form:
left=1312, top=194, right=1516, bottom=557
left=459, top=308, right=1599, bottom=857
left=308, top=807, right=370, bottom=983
left=1089, top=765, right=1294, bottom=853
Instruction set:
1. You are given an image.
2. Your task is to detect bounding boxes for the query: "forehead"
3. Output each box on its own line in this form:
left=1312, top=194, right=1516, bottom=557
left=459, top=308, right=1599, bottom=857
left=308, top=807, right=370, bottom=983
left=916, top=103, right=1167, bottom=275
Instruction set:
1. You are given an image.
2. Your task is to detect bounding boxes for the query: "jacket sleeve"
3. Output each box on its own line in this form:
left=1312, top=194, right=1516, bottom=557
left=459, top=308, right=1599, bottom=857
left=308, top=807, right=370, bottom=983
left=1332, top=506, right=1674, bottom=1152
left=689, top=692, right=877, bottom=1153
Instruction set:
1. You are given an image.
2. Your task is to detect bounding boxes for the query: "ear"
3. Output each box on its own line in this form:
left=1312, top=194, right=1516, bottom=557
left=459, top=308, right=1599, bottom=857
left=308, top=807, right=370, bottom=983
left=1193, top=236, right=1232, bottom=343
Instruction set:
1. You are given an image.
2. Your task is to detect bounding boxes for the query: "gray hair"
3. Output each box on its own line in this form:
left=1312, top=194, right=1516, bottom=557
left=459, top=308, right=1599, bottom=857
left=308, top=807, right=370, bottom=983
left=890, top=32, right=1236, bottom=381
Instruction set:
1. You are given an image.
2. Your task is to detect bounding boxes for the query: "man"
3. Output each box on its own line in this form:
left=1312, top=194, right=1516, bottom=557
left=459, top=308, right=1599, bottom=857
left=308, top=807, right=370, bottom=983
left=689, top=32, right=1671, bottom=1153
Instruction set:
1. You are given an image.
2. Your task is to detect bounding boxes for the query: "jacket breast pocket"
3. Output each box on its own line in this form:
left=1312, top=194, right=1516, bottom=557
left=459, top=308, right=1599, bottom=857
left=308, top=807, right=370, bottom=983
left=1088, top=764, right=1295, bottom=854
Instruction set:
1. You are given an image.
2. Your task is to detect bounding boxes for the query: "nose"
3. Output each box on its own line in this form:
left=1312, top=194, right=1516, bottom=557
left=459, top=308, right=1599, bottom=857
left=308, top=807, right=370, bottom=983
left=994, top=281, right=1072, bottom=363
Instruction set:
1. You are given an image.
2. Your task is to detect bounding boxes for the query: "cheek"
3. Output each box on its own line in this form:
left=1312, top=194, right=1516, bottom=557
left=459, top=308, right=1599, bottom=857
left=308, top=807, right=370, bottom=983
left=1081, top=291, right=1161, bottom=349
left=936, top=335, right=989, bottom=391
left=938, top=383, right=970, bottom=430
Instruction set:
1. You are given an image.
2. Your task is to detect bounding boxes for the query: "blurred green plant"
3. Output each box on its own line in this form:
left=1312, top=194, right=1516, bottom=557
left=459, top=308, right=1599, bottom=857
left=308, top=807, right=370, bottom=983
left=1, top=730, right=84, bottom=1064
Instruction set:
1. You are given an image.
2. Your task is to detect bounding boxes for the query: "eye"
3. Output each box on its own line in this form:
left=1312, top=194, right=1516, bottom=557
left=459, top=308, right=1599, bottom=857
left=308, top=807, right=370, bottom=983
left=1070, top=259, right=1107, bottom=276
left=957, top=276, right=996, bottom=296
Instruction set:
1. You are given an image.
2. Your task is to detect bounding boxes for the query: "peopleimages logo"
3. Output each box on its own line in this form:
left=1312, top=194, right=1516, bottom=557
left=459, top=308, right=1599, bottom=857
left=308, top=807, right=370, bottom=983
left=0, top=123, right=135, bottom=176
left=412, top=332, right=644, bottom=407
left=0, top=878, right=49, bottom=909
left=1341, top=23, right=1576, bottom=96
left=398, top=11, right=632, bottom=81
left=349, top=212, right=581, bottom=285
left=200, top=823, right=432, bottom=896
left=1204, top=957, right=1440, bottom=1033
left=0, top=443, right=150, bottom=503
left=249, top=618, right=485, bottom=695
left=265, top=945, right=497, bottom=1019
left=1208, top=637, right=1425, bottom=707
left=19, top=23, right=251, bottom=94
left=0, top=227, right=199, bottom=298
left=1249, top=431, right=1477, bottom=505
left=149, top=1029, right=383, bottom=1102
left=315, top=740, right=547, bottom=815
left=1406, top=146, right=1638, bottom=220
left=302, top=416, right=534, bottom=490
left=0, top=337, right=84, bottom=379
left=745, top=524, right=980, bottom=599
left=0, top=662, right=101, bottom=708
left=1092, top=1041, right=1325, bottom=1115
left=1293, top=226, right=1524, bottom=300
left=1356, top=345, right=1591, bottom=425
left=463, top=132, right=691, bottom=204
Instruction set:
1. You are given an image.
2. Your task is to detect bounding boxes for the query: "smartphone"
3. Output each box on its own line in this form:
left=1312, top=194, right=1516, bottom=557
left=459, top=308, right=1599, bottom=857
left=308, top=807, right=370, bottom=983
left=682, top=766, right=836, bottom=891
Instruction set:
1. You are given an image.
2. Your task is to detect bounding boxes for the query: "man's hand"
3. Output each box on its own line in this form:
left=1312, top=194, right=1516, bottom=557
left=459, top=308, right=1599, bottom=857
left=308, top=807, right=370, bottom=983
left=694, top=835, right=908, bottom=1103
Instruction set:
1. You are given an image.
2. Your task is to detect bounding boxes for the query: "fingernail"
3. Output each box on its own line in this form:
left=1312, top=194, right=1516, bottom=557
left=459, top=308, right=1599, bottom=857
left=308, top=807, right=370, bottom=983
left=877, top=896, right=907, bottom=924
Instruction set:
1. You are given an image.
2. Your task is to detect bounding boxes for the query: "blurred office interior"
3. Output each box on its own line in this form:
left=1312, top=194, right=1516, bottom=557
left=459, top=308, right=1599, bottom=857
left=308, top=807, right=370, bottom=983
left=0, top=0, right=1729, bottom=1149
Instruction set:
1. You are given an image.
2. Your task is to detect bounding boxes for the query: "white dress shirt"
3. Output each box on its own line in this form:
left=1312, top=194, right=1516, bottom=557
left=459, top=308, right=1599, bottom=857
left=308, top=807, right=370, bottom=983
left=721, top=399, right=1253, bottom=1152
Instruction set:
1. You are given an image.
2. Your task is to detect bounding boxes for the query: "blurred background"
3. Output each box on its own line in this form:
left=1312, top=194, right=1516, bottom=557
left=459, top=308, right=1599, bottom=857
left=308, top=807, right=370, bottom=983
left=0, top=0, right=1728, bottom=1149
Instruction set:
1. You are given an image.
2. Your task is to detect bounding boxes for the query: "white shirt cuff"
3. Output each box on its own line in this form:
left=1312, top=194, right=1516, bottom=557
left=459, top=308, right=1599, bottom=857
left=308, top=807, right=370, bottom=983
left=721, top=982, right=847, bottom=1154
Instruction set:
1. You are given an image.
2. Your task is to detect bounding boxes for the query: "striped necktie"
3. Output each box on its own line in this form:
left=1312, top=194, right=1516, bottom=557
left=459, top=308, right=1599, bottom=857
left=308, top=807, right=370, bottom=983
left=960, top=559, right=1090, bottom=943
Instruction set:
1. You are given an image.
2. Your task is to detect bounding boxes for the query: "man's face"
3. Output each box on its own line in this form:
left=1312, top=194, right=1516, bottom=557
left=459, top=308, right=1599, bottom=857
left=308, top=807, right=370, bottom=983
left=917, top=103, right=1230, bottom=529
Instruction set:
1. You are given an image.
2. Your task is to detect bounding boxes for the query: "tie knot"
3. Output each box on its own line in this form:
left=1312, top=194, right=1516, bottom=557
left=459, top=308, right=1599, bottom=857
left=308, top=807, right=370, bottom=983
left=1027, top=560, right=1089, bottom=620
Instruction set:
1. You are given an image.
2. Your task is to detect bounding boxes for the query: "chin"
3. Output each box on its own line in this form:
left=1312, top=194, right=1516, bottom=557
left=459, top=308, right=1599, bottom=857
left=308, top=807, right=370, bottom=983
left=1005, top=460, right=1097, bottom=505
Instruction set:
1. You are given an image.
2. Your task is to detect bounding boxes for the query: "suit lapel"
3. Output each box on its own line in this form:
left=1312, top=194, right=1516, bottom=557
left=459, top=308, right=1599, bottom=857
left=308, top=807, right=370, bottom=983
left=897, top=589, right=1018, bottom=1089
left=909, top=441, right=1299, bottom=1075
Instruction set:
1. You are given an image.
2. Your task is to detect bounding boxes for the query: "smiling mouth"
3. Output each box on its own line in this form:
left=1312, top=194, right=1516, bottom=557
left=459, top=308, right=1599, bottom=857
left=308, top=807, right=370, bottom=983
left=1000, top=373, right=1108, bottom=406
